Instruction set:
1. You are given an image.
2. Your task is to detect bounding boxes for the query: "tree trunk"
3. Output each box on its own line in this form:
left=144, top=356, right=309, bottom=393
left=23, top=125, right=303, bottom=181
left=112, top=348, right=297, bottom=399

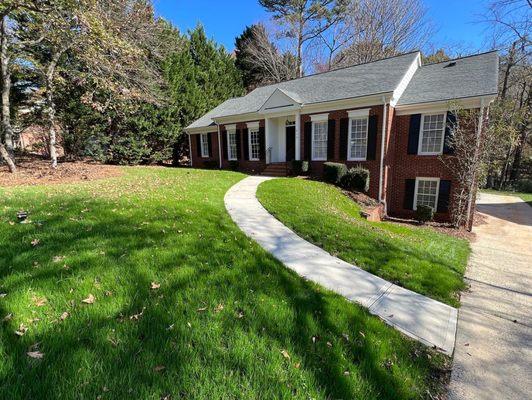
left=0, top=142, right=16, bottom=172
left=500, top=42, right=516, bottom=101
left=0, top=15, right=16, bottom=171
left=45, top=54, right=60, bottom=168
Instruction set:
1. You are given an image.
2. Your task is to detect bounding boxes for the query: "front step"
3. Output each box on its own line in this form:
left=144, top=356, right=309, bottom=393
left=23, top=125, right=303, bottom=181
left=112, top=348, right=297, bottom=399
left=262, top=163, right=288, bottom=177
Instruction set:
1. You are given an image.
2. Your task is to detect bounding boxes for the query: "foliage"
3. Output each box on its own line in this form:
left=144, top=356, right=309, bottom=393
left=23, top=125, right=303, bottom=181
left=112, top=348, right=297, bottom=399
left=291, top=160, right=309, bottom=175
left=415, top=205, right=434, bottom=224
left=323, top=162, right=347, bottom=184
left=258, top=178, right=469, bottom=307
left=0, top=168, right=449, bottom=399
left=340, top=166, right=370, bottom=192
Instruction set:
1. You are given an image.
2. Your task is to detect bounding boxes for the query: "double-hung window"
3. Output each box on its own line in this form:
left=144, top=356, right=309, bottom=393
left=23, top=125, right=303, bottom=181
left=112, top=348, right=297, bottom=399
left=347, top=109, right=369, bottom=160
left=419, top=113, right=446, bottom=155
left=200, top=133, right=209, bottom=158
left=311, top=113, right=329, bottom=161
left=249, top=129, right=260, bottom=160
left=227, top=129, right=237, bottom=160
left=414, top=177, right=439, bottom=211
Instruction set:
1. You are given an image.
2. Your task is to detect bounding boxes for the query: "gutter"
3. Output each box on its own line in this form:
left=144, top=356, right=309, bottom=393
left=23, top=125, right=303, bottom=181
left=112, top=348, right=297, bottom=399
left=217, top=123, right=222, bottom=169
left=378, top=97, right=388, bottom=212
left=187, top=132, right=193, bottom=167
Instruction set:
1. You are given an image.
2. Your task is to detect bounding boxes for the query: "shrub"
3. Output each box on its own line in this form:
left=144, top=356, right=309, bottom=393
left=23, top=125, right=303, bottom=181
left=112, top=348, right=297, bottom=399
left=323, top=162, right=347, bottom=184
left=228, top=160, right=240, bottom=171
left=291, top=160, right=309, bottom=175
left=203, top=160, right=218, bottom=169
left=415, top=205, right=434, bottom=224
left=515, top=179, right=532, bottom=193
left=340, top=166, right=370, bottom=192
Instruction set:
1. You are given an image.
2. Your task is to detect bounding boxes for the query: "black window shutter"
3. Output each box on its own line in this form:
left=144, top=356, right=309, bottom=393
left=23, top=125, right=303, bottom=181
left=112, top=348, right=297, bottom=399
left=327, top=119, right=336, bottom=160
left=443, top=112, right=456, bottom=155
left=259, top=127, right=265, bottom=160
left=207, top=133, right=213, bottom=157
left=367, top=115, right=378, bottom=160
left=437, top=180, right=452, bottom=213
left=407, top=114, right=421, bottom=155
left=304, top=121, right=312, bottom=160
left=339, top=118, right=348, bottom=160
left=196, top=134, right=202, bottom=157
left=221, top=130, right=228, bottom=160
left=235, top=130, right=242, bottom=160
left=403, top=179, right=416, bottom=210
left=242, top=129, right=249, bottom=160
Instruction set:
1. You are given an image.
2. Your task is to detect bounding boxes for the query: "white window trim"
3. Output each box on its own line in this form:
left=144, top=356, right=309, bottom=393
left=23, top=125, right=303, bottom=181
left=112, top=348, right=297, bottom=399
left=200, top=133, right=209, bottom=158
left=311, top=120, right=328, bottom=161
left=414, top=177, right=440, bottom=211
left=347, top=108, right=370, bottom=118
left=418, top=112, right=446, bottom=156
left=248, top=127, right=260, bottom=161
left=310, top=113, right=329, bottom=122
left=347, top=116, right=369, bottom=161
left=227, top=129, right=237, bottom=161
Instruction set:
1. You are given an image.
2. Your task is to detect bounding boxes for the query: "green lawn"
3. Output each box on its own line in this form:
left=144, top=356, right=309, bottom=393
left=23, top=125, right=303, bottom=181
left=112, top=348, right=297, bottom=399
left=257, top=179, right=470, bottom=308
left=0, top=168, right=450, bottom=399
left=480, top=189, right=532, bottom=206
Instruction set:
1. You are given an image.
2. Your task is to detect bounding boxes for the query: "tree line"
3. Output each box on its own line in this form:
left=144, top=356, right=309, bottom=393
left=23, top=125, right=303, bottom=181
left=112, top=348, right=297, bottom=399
left=0, top=0, right=530, bottom=192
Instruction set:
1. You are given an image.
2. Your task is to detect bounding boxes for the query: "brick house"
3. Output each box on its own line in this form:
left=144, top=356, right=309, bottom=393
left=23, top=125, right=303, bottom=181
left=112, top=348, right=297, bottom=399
left=185, top=51, right=498, bottom=224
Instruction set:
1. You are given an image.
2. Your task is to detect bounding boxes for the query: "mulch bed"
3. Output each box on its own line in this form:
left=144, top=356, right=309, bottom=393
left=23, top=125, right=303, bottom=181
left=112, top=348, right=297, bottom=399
left=0, top=155, right=122, bottom=187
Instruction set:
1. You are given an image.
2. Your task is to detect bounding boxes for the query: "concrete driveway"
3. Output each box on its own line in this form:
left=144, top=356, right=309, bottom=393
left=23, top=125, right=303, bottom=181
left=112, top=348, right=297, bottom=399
left=448, top=193, right=532, bottom=400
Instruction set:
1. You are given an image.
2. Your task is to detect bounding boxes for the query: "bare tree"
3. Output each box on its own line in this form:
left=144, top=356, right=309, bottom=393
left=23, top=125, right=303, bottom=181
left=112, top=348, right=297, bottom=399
left=259, top=0, right=348, bottom=77
left=332, top=0, right=433, bottom=67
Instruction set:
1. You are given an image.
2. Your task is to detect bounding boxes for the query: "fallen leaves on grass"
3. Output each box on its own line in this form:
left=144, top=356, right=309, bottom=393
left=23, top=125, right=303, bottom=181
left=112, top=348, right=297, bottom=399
left=27, top=351, right=44, bottom=359
left=32, top=296, right=47, bottom=307
left=153, top=365, right=165, bottom=373
left=196, top=306, right=207, bottom=312
left=82, top=294, right=96, bottom=304
left=60, top=312, right=69, bottom=321
left=214, top=303, right=224, bottom=313
left=15, top=323, right=28, bottom=336
left=53, top=255, right=65, bottom=263
left=150, top=282, right=160, bottom=290
left=280, top=350, right=290, bottom=360
left=3, top=313, right=13, bottom=322
left=31, top=239, right=40, bottom=247
left=129, top=307, right=146, bottom=321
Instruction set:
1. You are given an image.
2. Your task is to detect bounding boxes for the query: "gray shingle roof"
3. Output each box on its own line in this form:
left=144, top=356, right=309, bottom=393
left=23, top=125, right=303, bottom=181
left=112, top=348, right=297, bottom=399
left=187, top=51, right=419, bottom=129
left=397, top=51, right=499, bottom=105
left=187, top=51, right=499, bottom=130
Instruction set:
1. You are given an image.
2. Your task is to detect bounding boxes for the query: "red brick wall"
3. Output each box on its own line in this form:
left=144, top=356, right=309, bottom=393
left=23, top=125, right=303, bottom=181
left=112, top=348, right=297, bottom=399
left=190, top=131, right=220, bottom=169
left=300, top=105, right=384, bottom=200
left=219, top=120, right=266, bottom=174
left=386, top=113, right=455, bottom=221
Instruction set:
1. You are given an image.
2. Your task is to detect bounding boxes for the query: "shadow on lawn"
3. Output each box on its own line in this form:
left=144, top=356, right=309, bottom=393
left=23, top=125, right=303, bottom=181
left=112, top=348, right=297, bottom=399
left=0, top=194, right=443, bottom=399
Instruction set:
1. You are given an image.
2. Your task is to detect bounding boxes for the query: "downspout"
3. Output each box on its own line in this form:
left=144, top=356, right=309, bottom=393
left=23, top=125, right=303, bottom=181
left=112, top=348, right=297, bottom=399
left=378, top=97, right=388, bottom=212
left=217, top=122, right=222, bottom=169
left=187, top=133, right=193, bottom=167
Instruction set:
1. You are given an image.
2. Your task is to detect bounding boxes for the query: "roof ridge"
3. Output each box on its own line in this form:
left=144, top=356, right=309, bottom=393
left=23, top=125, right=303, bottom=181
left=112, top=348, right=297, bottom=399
left=421, top=50, right=499, bottom=67
left=251, top=50, right=421, bottom=90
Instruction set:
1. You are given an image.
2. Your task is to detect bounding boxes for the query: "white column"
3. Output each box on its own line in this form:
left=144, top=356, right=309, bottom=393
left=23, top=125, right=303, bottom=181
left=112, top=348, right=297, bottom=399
left=265, top=117, right=271, bottom=164
left=295, top=111, right=301, bottom=160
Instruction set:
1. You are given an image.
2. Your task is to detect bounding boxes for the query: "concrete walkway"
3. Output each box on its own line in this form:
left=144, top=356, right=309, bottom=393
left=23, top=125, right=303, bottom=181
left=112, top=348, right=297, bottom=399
left=448, top=193, right=532, bottom=400
left=225, top=176, right=458, bottom=354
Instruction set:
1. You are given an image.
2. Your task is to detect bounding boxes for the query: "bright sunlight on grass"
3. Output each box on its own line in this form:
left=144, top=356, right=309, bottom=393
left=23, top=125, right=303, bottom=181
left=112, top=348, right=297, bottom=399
left=257, top=178, right=470, bottom=307
left=0, top=168, right=450, bottom=399
left=480, top=189, right=532, bottom=206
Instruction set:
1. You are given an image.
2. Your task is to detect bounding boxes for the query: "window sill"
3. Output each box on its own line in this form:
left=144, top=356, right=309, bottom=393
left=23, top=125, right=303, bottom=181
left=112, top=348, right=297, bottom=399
left=249, top=158, right=260, bottom=161
left=417, top=152, right=443, bottom=156
left=348, top=158, right=367, bottom=162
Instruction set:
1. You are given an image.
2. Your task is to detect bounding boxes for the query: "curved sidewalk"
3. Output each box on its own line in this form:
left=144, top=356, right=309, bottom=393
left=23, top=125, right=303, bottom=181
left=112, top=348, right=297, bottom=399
left=225, top=176, right=457, bottom=355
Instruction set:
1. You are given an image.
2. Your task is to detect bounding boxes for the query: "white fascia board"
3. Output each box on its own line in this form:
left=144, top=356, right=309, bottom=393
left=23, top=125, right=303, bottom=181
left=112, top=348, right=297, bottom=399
left=395, top=95, right=497, bottom=115
left=310, top=113, right=329, bottom=122
left=347, top=108, right=370, bottom=118
left=300, top=93, right=393, bottom=115
left=186, top=126, right=218, bottom=134
left=390, top=52, right=421, bottom=107
left=224, top=124, right=237, bottom=131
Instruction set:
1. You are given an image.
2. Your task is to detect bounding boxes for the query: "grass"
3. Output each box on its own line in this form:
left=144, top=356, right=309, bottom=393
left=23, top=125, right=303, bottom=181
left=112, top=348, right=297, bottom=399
left=257, top=178, right=470, bottom=308
left=0, top=167, right=450, bottom=399
left=480, top=189, right=532, bottom=206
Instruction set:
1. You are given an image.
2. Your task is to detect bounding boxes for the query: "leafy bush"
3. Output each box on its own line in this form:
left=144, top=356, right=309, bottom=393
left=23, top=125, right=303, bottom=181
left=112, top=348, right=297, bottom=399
left=515, top=179, right=532, bottom=193
left=203, top=160, right=218, bottom=169
left=291, top=160, right=309, bottom=175
left=340, top=166, right=370, bottom=192
left=415, top=205, right=434, bottom=224
left=323, top=162, right=347, bottom=184
left=228, top=160, right=240, bottom=171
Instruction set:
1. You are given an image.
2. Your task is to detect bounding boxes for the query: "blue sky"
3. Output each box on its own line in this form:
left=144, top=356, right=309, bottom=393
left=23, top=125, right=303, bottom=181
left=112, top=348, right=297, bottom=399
left=154, top=0, right=492, bottom=53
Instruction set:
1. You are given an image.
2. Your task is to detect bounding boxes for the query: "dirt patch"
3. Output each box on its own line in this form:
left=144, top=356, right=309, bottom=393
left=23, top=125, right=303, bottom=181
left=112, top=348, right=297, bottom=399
left=384, top=216, right=475, bottom=240
left=0, top=155, right=122, bottom=187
